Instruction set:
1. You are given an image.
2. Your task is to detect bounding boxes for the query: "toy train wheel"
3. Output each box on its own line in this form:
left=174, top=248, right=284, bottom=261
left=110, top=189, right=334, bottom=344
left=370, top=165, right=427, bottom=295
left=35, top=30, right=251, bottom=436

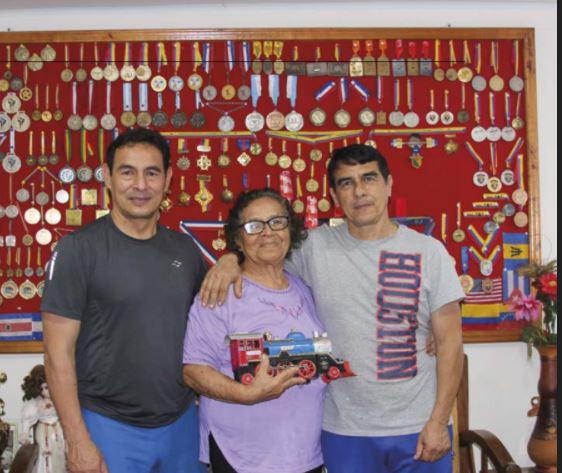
left=327, top=366, right=341, bottom=380
left=241, top=372, right=254, bottom=385
left=298, top=359, right=317, bottom=380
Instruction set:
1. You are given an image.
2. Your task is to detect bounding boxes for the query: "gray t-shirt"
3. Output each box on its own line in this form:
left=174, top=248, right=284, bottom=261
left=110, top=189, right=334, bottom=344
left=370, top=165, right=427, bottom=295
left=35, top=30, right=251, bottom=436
left=41, top=215, right=207, bottom=427
left=286, top=223, right=465, bottom=436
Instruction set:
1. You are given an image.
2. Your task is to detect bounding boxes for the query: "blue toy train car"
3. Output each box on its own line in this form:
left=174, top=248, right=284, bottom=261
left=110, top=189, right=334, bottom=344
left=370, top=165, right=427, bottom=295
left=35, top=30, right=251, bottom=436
left=226, top=331, right=355, bottom=385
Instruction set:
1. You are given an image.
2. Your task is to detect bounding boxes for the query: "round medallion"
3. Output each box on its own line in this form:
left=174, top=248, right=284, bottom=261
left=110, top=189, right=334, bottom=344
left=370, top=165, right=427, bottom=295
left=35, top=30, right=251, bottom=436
left=100, top=113, right=117, bottom=131
left=489, top=75, right=505, bottom=92
left=136, top=111, right=152, bottom=128
left=135, top=64, right=152, bottom=82
left=45, top=208, right=62, bottom=225
left=189, top=111, right=206, bottom=129
left=452, top=228, right=466, bottom=243
left=404, top=111, right=420, bottom=128
left=492, top=211, right=506, bottom=225
left=501, top=126, right=516, bottom=142
left=309, top=107, right=327, bottom=127
left=24, top=207, right=41, bottom=225
left=36, top=228, right=53, bottom=246
left=500, top=169, right=515, bottom=186
left=40, top=44, right=57, bottom=62
left=202, top=85, right=218, bottom=101
left=388, top=111, right=404, bottom=127
left=264, top=152, right=278, bottom=166
left=471, top=75, right=487, bottom=92
left=440, top=111, right=454, bottom=125
left=58, top=166, right=76, bottom=184
left=55, top=189, right=70, bottom=204
left=266, top=110, right=285, bottom=131
left=218, top=115, right=235, bottom=132
left=103, top=64, right=120, bottom=82
left=245, top=111, right=265, bottom=132
left=90, top=66, right=104, bottom=81
left=473, top=170, right=489, bottom=187
left=82, top=114, right=98, bottom=131
left=502, top=203, right=516, bottom=217
left=77, top=165, right=93, bottom=183
left=486, top=126, right=502, bottom=142
left=168, top=75, right=185, bottom=92
left=509, top=76, right=524, bottom=93
left=512, top=188, right=528, bottom=206
left=459, top=274, right=474, bottom=294
left=425, top=111, right=440, bottom=126
left=221, top=84, right=236, bottom=100
left=152, top=111, right=168, bottom=128
left=487, top=176, right=502, bottom=193
left=358, top=107, right=376, bottom=127
left=150, top=75, right=167, bottom=92
left=285, top=111, right=304, bottom=132
left=470, top=126, right=487, bottom=143
left=513, top=211, right=528, bottom=228
left=433, top=68, right=445, bottom=82
left=237, top=85, right=251, bottom=101
left=457, top=67, right=474, bottom=83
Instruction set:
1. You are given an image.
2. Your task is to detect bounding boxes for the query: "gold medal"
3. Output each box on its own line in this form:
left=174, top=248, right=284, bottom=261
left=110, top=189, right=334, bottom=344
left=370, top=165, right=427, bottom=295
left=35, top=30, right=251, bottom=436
left=265, top=151, right=278, bottom=166
left=292, top=158, right=306, bottom=173
left=278, top=154, right=292, bottom=169
left=305, top=164, right=319, bottom=193
left=221, top=84, right=236, bottom=100
left=458, top=274, right=474, bottom=294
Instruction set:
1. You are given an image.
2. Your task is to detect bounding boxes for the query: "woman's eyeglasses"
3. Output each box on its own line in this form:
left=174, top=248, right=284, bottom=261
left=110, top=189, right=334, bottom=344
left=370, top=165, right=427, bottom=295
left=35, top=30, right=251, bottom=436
left=240, top=216, right=290, bottom=235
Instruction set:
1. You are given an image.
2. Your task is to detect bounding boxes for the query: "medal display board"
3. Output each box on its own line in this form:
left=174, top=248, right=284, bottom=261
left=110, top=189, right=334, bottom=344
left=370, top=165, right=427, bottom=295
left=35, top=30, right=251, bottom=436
left=0, top=29, right=540, bottom=352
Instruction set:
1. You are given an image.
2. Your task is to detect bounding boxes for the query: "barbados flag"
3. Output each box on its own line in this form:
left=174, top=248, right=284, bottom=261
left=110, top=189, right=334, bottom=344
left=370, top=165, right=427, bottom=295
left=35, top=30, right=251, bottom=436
left=502, top=233, right=530, bottom=300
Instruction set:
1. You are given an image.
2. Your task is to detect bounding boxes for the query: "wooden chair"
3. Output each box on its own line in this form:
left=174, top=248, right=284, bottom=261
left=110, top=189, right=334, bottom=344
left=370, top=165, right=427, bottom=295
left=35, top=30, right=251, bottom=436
left=8, top=444, right=38, bottom=473
left=454, top=354, right=522, bottom=473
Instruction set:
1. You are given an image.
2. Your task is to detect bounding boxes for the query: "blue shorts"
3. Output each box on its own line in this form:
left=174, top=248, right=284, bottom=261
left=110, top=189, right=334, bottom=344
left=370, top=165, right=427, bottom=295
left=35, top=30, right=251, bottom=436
left=321, top=427, right=453, bottom=473
left=82, top=402, right=206, bottom=473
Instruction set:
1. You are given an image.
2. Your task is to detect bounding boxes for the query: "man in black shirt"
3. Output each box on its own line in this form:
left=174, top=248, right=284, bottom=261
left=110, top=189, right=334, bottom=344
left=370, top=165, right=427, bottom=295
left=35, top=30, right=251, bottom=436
left=41, top=128, right=207, bottom=473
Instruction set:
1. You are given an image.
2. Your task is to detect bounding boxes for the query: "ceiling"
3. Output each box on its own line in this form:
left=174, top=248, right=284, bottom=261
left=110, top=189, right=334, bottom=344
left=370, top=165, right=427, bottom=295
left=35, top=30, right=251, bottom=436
left=0, top=0, right=555, bottom=9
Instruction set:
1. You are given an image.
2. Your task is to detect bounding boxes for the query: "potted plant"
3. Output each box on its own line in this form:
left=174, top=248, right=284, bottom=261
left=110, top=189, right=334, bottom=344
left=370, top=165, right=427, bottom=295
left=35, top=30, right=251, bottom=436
left=510, top=259, right=557, bottom=473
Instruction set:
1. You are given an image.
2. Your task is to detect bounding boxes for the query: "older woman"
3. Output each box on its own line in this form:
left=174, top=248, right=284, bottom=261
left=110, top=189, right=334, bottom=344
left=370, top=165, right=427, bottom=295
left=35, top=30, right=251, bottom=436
left=183, top=189, right=326, bottom=473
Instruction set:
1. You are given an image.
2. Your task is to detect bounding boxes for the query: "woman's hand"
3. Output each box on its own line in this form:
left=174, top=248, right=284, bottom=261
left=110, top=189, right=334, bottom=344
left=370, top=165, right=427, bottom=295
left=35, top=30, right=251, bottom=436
left=200, top=253, right=243, bottom=308
left=243, top=355, right=306, bottom=405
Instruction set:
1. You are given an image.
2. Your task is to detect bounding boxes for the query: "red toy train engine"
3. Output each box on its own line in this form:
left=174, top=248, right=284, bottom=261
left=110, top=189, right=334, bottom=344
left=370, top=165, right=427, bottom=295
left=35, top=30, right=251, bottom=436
left=227, top=331, right=355, bottom=385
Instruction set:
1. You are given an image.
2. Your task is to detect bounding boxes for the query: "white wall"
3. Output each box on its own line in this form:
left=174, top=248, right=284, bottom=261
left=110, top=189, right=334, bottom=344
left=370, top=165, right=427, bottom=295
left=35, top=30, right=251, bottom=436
left=0, top=1, right=557, bottom=468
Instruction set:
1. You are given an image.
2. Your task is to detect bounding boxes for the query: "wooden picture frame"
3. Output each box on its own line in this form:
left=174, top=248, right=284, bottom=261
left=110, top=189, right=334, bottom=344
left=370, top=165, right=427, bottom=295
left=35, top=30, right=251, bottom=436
left=0, top=28, right=540, bottom=352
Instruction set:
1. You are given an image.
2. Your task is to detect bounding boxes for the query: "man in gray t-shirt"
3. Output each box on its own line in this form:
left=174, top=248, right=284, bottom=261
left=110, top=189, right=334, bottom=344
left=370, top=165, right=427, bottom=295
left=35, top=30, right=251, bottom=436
left=202, top=144, right=464, bottom=473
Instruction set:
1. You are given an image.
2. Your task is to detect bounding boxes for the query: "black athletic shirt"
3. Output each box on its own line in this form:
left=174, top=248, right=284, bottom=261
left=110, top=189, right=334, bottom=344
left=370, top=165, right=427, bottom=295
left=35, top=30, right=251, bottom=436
left=41, top=215, right=207, bottom=427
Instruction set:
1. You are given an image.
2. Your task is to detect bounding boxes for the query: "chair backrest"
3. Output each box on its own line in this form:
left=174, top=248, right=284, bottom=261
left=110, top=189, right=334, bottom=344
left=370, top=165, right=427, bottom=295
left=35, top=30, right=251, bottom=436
left=9, top=443, right=38, bottom=473
left=453, top=354, right=472, bottom=473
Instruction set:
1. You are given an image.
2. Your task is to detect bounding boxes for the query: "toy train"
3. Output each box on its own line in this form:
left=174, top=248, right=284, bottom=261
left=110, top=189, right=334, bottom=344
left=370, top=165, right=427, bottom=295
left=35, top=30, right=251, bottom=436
left=226, top=330, right=355, bottom=385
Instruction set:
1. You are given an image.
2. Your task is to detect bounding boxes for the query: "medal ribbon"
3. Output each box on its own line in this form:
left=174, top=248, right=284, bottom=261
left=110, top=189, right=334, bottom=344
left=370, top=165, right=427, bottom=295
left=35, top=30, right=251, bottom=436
left=111, top=42, right=116, bottom=67
left=489, top=92, right=496, bottom=126
left=314, top=80, right=336, bottom=101
left=268, top=74, right=280, bottom=107
left=434, top=39, right=441, bottom=68
left=464, top=142, right=484, bottom=169
left=441, top=213, right=447, bottom=243
left=421, top=40, right=430, bottom=60
left=504, top=92, right=511, bottom=123
left=517, top=154, right=525, bottom=191
left=474, top=92, right=481, bottom=123
left=489, top=142, right=497, bottom=175
left=513, top=40, right=520, bottom=76
left=463, top=40, right=472, bottom=65
left=475, top=43, right=482, bottom=74
left=350, top=79, right=370, bottom=102
left=142, top=42, right=149, bottom=66
left=461, top=246, right=470, bottom=274
left=334, top=43, right=340, bottom=62
left=286, top=75, right=298, bottom=109
left=174, top=90, right=181, bottom=111
left=393, top=79, right=400, bottom=111
left=28, top=130, right=34, bottom=156
left=469, top=245, right=501, bottom=265
left=139, top=83, right=148, bottom=112
left=448, top=40, right=457, bottom=66
left=242, top=41, right=251, bottom=72
left=202, top=43, right=211, bottom=74
left=505, top=137, right=524, bottom=167
left=491, top=41, right=499, bottom=75
left=104, top=80, right=112, bottom=115
left=123, top=82, right=132, bottom=112
left=227, top=40, right=235, bottom=72
left=93, top=43, right=99, bottom=68
left=444, top=89, right=450, bottom=111
left=157, top=92, right=163, bottom=111
left=305, top=196, right=318, bottom=229
left=64, top=44, right=70, bottom=69
left=279, top=170, right=294, bottom=200
left=71, top=81, right=78, bottom=116
left=88, top=80, right=94, bottom=114
left=515, top=92, right=522, bottom=117
left=98, top=128, right=104, bottom=166
left=192, top=42, right=201, bottom=71
left=429, top=89, right=435, bottom=111
left=80, top=128, right=87, bottom=166
left=173, top=42, right=181, bottom=74
left=377, top=76, right=383, bottom=104
left=339, top=78, right=349, bottom=106
left=124, top=42, right=131, bottom=67
left=467, top=224, right=499, bottom=253
left=456, top=202, right=462, bottom=228
left=407, top=79, right=414, bottom=111
left=251, top=74, right=262, bottom=108
left=461, top=83, right=466, bottom=109
left=65, top=129, right=71, bottom=165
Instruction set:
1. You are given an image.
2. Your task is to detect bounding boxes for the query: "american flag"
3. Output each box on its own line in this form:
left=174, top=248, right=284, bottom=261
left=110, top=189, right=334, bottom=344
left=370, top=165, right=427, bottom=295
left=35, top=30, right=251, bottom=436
left=465, top=278, right=503, bottom=304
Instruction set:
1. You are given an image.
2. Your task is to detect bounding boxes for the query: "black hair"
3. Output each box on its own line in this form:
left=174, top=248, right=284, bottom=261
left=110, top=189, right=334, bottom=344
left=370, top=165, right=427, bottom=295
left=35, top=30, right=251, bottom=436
left=106, top=128, right=170, bottom=173
left=224, top=188, right=307, bottom=264
left=327, top=144, right=390, bottom=188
